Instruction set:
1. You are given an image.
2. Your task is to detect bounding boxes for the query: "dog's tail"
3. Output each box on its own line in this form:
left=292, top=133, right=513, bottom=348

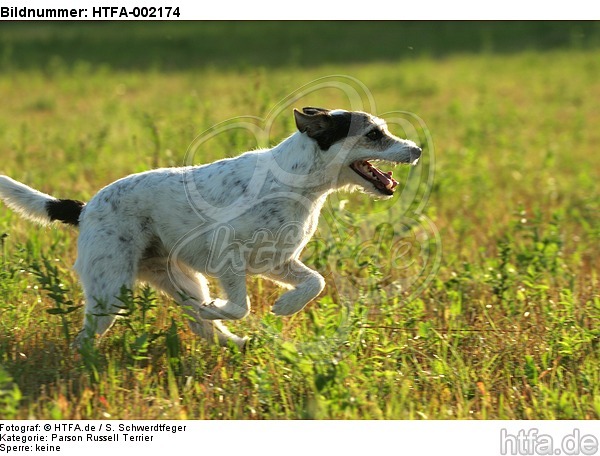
left=0, top=175, right=85, bottom=227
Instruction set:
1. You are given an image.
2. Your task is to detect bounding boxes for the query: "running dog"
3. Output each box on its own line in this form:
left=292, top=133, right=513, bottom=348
left=0, top=107, right=421, bottom=349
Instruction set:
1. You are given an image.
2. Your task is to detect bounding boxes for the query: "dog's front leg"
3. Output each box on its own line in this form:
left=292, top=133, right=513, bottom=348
left=265, top=259, right=326, bottom=316
left=198, top=270, right=251, bottom=320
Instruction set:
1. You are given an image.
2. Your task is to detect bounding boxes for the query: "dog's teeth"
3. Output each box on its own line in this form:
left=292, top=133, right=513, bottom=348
left=351, top=159, right=397, bottom=193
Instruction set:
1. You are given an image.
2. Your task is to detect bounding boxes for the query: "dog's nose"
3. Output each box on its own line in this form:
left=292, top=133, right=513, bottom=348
left=410, top=145, right=422, bottom=163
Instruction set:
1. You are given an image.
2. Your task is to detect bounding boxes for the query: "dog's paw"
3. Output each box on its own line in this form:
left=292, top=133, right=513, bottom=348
left=271, top=295, right=309, bottom=316
left=237, top=336, right=250, bottom=353
left=198, top=299, right=249, bottom=320
left=198, top=299, right=227, bottom=320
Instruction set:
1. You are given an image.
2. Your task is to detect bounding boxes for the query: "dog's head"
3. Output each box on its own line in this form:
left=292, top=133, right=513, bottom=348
left=293, top=107, right=422, bottom=198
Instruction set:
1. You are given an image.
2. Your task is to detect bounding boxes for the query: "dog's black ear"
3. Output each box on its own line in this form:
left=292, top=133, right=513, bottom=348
left=294, top=108, right=351, bottom=151
left=302, top=107, right=330, bottom=115
left=294, top=108, right=331, bottom=136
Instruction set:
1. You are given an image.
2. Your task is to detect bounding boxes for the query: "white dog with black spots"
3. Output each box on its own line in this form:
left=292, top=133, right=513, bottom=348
left=0, top=107, right=421, bottom=350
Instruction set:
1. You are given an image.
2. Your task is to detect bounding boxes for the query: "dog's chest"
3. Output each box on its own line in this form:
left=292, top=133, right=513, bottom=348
left=224, top=194, right=326, bottom=268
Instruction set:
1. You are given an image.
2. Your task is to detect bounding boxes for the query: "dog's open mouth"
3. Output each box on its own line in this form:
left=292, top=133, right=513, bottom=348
left=350, top=160, right=399, bottom=195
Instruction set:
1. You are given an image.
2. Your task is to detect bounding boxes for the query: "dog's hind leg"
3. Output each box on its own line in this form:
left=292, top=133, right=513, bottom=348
left=263, top=259, right=326, bottom=316
left=71, top=220, right=160, bottom=351
left=72, top=255, right=138, bottom=350
left=138, top=257, right=247, bottom=348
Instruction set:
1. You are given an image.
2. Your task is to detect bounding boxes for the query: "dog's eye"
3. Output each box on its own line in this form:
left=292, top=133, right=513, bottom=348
left=366, top=129, right=383, bottom=141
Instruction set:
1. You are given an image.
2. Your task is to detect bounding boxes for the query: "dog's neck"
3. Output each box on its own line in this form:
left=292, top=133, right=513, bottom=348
left=268, top=132, right=342, bottom=199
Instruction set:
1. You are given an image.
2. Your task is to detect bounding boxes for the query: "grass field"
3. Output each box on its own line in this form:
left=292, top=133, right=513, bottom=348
left=0, top=22, right=599, bottom=419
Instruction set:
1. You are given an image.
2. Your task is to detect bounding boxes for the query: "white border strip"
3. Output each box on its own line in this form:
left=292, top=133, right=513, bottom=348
left=1, top=0, right=599, bottom=20
left=1, top=420, right=599, bottom=456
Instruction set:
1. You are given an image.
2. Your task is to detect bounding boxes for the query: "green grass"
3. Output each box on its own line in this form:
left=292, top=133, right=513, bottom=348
left=0, top=22, right=599, bottom=419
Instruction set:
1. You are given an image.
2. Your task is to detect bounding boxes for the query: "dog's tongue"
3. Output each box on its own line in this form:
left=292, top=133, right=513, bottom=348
left=360, top=160, right=398, bottom=190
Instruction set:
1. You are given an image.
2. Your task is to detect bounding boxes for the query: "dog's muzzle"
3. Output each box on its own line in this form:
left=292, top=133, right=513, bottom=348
left=410, top=145, right=422, bottom=165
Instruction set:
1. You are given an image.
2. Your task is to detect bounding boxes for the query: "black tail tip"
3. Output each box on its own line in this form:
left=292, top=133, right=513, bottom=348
left=46, top=199, right=85, bottom=226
